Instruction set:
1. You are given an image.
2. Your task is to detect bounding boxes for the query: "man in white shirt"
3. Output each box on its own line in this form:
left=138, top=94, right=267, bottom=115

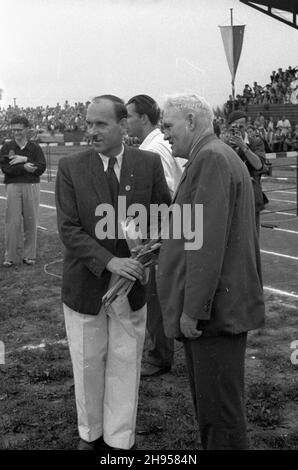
left=276, top=116, right=291, bottom=136
left=126, top=95, right=184, bottom=377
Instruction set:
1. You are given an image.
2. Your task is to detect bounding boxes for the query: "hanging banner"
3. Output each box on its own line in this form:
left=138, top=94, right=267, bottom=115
left=219, top=25, right=245, bottom=81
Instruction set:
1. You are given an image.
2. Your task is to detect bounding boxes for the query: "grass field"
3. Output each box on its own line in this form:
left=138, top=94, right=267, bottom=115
left=0, top=146, right=297, bottom=450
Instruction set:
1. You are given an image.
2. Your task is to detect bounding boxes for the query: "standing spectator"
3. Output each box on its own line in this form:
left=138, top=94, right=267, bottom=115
left=273, top=127, right=285, bottom=153
left=126, top=94, right=184, bottom=377
left=267, top=116, right=275, bottom=151
left=283, top=130, right=293, bottom=152
left=157, top=93, right=265, bottom=450
left=0, top=116, right=46, bottom=266
left=226, top=111, right=266, bottom=234
left=276, top=116, right=291, bottom=136
left=291, top=124, right=298, bottom=151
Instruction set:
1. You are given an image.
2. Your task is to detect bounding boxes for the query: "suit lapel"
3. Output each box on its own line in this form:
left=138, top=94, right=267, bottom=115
left=89, top=149, right=113, bottom=204
left=119, top=146, right=136, bottom=209
left=171, top=161, right=191, bottom=204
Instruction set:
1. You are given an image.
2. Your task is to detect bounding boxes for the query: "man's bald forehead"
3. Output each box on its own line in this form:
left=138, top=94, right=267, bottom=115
left=88, top=96, right=127, bottom=121
left=87, top=100, right=116, bottom=121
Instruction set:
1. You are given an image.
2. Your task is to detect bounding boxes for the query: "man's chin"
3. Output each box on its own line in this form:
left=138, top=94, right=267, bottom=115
left=92, top=140, right=104, bottom=150
left=171, top=146, right=179, bottom=157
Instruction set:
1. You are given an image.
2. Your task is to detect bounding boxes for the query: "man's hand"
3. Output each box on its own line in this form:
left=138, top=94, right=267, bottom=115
left=106, top=257, right=145, bottom=282
left=24, top=162, right=37, bottom=173
left=9, top=154, right=28, bottom=165
left=229, top=134, right=246, bottom=151
left=180, top=312, right=203, bottom=339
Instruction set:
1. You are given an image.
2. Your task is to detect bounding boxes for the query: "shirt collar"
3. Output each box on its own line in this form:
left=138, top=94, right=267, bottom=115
left=15, top=140, right=28, bottom=150
left=141, top=128, right=161, bottom=148
left=98, top=145, right=124, bottom=171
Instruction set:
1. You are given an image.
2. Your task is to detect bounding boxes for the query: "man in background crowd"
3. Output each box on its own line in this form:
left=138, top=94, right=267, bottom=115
left=225, top=110, right=267, bottom=234
left=0, top=116, right=46, bottom=267
left=276, top=115, right=291, bottom=136
left=126, top=94, right=184, bottom=377
left=157, top=93, right=265, bottom=450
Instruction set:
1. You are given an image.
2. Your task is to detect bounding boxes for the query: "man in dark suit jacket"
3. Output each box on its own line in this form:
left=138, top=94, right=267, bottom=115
left=55, top=95, right=171, bottom=451
left=157, top=93, right=265, bottom=450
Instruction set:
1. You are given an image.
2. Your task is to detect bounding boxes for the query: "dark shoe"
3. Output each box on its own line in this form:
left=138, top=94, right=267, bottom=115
left=141, top=363, right=171, bottom=377
left=23, top=258, right=36, bottom=266
left=77, top=436, right=107, bottom=450
left=108, top=443, right=138, bottom=451
left=3, top=260, right=14, bottom=267
left=77, top=439, right=95, bottom=450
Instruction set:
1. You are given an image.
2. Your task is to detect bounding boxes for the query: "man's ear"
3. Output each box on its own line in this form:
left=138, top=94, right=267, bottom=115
left=140, top=114, right=149, bottom=125
left=186, top=112, right=196, bottom=131
left=120, top=118, right=128, bottom=136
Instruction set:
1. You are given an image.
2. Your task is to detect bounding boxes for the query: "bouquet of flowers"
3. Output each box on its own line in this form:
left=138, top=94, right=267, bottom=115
left=102, top=217, right=161, bottom=308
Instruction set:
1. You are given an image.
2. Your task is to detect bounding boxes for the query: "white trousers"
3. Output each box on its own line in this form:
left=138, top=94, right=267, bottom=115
left=63, top=293, right=147, bottom=450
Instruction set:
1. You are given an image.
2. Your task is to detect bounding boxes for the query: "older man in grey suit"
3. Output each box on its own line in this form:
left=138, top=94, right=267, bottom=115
left=157, top=94, right=265, bottom=450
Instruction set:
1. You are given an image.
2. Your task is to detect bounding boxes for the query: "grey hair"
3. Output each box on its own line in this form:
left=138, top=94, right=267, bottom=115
left=163, top=93, right=214, bottom=126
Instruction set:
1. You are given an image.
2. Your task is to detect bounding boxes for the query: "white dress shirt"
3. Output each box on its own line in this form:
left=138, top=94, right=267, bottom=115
left=99, top=145, right=124, bottom=181
left=139, top=128, right=184, bottom=197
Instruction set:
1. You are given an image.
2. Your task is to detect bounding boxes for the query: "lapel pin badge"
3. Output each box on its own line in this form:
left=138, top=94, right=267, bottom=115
left=125, top=185, right=131, bottom=191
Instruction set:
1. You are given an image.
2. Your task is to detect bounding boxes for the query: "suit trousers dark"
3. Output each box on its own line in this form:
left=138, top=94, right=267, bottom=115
left=183, top=332, right=248, bottom=450
left=145, top=266, right=174, bottom=367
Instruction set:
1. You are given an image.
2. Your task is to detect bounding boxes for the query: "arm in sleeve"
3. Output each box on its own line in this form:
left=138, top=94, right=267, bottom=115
left=55, top=158, right=114, bottom=278
left=0, top=144, right=26, bottom=175
left=151, top=152, right=172, bottom=206
left=31, top=145, right=47, bottom=176
left=183, top=153, right=233, bottom=320
left=148, top=153, right=172, bottom=238
left=1, top=161, right=28, bottom=176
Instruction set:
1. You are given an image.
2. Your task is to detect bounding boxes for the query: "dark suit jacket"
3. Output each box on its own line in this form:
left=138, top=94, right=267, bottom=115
left=55, top=145, right=171, bottom=314
left=156, top=134, right=265, bottom=337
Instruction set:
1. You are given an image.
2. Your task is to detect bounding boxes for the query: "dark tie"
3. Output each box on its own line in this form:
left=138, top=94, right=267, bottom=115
left=106, top=156, right=119, bottom=208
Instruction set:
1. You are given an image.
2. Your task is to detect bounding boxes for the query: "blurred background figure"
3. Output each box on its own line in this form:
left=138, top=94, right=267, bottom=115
left=224, top=111, right=267, bottom=235
left=0, top=116, right=46, bottom=266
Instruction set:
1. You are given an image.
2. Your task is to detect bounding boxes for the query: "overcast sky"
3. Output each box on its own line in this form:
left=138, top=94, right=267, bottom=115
left=0, top=0, right=297, bottom=109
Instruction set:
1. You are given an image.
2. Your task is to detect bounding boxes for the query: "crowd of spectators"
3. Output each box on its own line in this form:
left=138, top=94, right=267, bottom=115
left=215, top=112, right=298, bottom=153
left=0, top=100, right=89, bottom=139
left=224, top=66, right=298, bottom=116
left=1, top=90, right=298, bottom=154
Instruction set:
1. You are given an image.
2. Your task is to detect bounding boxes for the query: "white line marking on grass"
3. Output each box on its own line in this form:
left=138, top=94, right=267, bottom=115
left=263, top=210, right=296, bottom=216
left=269, top=198, right=296, bottom=203
left=0, top=183, right=55, bottom=195
left=275, top=178, right=289, bottom=181
left=274, top=191, right=297, bottom=194
left=40, top=203, right=56, bottom=210
left=264, top=286, right=298, bottom=299
left=261, top=250, right=298, bottom=261
left=5, top=339, right=68, bottom=356
left=40, top=189, right=55, bottom=194
left=273, top=228, right=298, bottom=235
left=0, top=195, right=56, bottom=210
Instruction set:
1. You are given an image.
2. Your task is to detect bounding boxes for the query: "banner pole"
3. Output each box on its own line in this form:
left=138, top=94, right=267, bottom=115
left=230, top=8, right=235, bottom=110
